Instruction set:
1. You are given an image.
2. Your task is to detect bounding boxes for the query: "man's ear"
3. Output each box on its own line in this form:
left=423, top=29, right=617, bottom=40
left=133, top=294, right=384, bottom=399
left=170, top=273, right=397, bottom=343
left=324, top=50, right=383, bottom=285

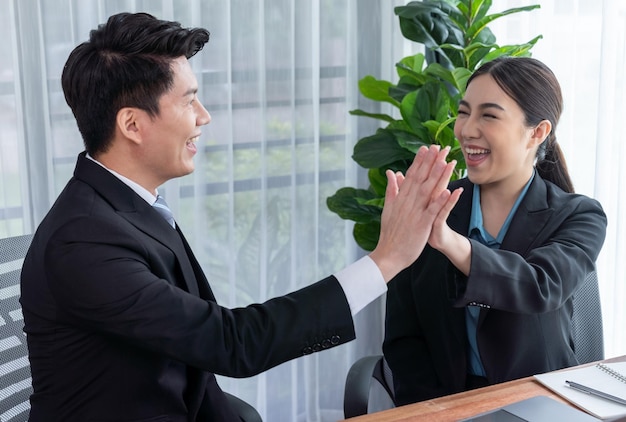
left=530, top=120, right=552, bottom=148
left=116, top=107, right=143, bottom=145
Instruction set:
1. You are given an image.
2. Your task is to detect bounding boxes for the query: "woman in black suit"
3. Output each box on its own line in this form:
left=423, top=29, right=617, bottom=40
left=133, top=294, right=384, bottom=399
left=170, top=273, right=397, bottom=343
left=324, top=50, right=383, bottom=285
left=383, top=57, right=608, bottom=405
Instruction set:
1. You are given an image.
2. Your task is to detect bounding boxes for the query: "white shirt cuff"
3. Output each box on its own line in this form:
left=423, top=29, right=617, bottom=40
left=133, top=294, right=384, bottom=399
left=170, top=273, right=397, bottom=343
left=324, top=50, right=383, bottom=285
left=334, top=255, right=387, bottom=316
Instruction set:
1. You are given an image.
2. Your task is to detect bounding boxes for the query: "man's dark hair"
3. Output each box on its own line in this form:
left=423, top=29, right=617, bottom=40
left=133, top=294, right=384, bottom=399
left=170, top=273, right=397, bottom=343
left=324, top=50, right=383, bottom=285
left=61, top=12, right=210, bottom=156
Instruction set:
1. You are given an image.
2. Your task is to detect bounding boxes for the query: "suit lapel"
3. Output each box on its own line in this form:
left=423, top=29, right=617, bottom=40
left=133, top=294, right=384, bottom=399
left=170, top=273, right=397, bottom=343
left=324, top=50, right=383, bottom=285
left=448, top=175, right=553, bottom=254
left=500, top=174, right=552, bottom=254
left=73, top=153, right=203, bottom=297
left=176, top=226, right=216, bottom=301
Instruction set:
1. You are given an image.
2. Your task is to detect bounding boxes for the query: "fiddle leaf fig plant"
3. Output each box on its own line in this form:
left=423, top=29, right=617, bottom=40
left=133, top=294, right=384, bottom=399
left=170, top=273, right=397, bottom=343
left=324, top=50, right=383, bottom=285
left=327, top=0, right=541, bottom=251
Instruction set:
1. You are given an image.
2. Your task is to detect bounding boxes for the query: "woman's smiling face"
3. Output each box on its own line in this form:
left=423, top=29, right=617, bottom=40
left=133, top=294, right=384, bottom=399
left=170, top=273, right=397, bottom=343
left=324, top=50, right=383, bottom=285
left=454, top=74, right=541, bottom=192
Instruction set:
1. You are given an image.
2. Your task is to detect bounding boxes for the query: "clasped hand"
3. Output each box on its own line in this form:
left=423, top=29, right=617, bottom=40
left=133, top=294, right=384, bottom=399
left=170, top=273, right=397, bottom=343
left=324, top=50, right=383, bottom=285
left=369, top=145, right=463, bottom=282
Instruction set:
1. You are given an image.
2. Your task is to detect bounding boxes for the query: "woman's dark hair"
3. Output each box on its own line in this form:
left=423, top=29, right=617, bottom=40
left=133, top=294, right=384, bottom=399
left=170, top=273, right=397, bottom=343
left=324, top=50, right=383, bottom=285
left=61, top=12, right=210, bottom=156
left=466, top=56, right=574, bottom=193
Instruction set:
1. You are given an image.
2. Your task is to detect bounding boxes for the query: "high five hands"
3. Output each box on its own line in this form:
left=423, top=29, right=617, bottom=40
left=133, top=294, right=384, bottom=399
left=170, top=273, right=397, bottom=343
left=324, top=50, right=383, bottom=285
left=369, top=145, right=463, bottom=282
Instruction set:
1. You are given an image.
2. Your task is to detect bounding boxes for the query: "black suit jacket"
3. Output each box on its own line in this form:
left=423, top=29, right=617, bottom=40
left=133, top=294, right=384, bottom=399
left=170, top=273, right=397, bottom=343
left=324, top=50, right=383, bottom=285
left=383, top=175, right=607, bottom=406
left=20, top=152, right=356, bottom=421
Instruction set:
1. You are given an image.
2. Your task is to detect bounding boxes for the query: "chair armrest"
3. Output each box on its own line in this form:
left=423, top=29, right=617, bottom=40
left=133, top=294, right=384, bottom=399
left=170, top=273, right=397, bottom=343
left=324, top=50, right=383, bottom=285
left=224, top=392, right=262, bottom=422
left=344, top=355, right=389, bottom=418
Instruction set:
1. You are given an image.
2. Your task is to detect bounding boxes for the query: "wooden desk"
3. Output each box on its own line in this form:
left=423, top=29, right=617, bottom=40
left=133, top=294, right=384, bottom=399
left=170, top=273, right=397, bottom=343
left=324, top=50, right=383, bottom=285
left=343, top=355, right=626, bottom=422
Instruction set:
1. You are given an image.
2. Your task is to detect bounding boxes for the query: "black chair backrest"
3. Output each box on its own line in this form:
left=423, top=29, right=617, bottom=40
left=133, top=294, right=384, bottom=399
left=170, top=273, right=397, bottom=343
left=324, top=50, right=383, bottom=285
left=0, top=234, right=33, bottom=422
left=343, top=269, right=605, bottom=418
left=571, top=270, right=604, bottom=364
left=343, top=355, right=394, bottom=418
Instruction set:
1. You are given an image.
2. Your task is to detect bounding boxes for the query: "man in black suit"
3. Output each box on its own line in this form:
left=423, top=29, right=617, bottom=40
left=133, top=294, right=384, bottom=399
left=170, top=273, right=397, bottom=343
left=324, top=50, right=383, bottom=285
left=20, top=12, right=460, bottom=421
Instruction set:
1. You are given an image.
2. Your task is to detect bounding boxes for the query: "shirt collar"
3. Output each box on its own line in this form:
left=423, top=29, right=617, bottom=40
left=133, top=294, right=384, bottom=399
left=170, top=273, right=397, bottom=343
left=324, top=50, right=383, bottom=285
left=85, top=153, right=158, bottom=204
left=468, top=171, right=535, bottom=247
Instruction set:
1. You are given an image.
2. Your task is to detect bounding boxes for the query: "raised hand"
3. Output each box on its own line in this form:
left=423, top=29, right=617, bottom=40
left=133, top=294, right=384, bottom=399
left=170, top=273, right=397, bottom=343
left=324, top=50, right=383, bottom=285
left=369, top=145, right=457, bottom=282
left=427, top=186, right=469, bottom=275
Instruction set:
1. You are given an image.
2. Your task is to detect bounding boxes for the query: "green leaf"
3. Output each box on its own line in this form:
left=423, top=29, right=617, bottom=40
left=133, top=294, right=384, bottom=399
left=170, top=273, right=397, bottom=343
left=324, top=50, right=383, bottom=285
left=473, top=0, right=493, bottom=22
left=479, top=35, right=543, bottom=64
left=434, top=98, right=453, bottom=122
left=438, top=42, right=465, bottom=53
left=386, top=119, right=412, bottom=132
left=352, top=128, right=416, bottom=169
left=353, top=220, right=381, bottom=251
left=424, top=62, right=458, bottom=87
left=451, top=67, right=472, bottom=94
left=368, top=168, right=388, bottom=197
left=395, top=69, right=427, bottom=88
left=362, top=197, right=385, bottom=208
left=400, top=81, right=457, bottom=145
left=466, top=6, right=541, bottom=41
left=395, top=129, right=429, bottom=154
left=358, top=75, right=401, bottom=107
left=395, top=2, right=450, bottom=48
left=463, top=41, right=497, bottom=57
left=456, top=1, right=469, bottom=18
left=401, top=90, right=425, bottom=129
left=389, top=82, right=419, bottom=104
left=396, top=53, right=426, bottom=77
left=463, top=41, right=498, bottom=69
left=423, top=117, right=457, bottom=146
left=349, top=108, right=396, bottom=123
left=326, top=187, right=382, bottom=223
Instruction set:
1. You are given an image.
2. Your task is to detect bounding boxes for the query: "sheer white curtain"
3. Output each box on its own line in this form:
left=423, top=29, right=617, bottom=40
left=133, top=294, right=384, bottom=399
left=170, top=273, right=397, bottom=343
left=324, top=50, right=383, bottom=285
left=1, top=0, right=407, bottom=420
left=595, top=0, right=626, bottom=359
left=489, top=0, right=626, bottom=359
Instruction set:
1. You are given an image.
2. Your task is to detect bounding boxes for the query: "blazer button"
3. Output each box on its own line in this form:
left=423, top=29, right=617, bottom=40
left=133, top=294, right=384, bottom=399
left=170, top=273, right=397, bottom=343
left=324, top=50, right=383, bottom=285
left=330, top=335, right=340, bottom=345
left=321, top=339, right=332, bottom=349
left=312, top=343, right=322, bottom=352
left=302, top=346, right=313, bottom=355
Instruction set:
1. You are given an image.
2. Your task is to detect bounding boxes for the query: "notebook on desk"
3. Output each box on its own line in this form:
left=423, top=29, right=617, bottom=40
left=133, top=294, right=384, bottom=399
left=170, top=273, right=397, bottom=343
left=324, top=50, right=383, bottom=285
left=459, top=395, right=599, bottom=422
left=534, top=362, right=626, bottom=420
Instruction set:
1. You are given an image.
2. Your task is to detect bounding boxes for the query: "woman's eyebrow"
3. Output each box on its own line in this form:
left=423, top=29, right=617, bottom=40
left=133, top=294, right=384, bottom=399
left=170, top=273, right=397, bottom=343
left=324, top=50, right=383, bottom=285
left=459, top=99, right=505, bottom=111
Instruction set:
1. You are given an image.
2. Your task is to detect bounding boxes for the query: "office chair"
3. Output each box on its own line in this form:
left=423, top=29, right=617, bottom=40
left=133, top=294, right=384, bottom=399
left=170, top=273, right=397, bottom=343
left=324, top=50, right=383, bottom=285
left=571, top=270, right=604, bottom=365
left=343, top=270, right=604, bottom=419
left=224, top=393, right=263, bottom=422
left=0, top=234, right=33, bottom=422
left=343, top=354, right=395, bottom=418
left=0, top=234, right=262, bottom=422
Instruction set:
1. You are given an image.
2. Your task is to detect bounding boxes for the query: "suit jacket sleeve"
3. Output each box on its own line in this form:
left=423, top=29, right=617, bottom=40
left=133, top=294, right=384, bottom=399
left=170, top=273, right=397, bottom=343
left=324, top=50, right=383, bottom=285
left=449, top=188, right=607, bottom=313
left=43, top=215, right=355, bottom=377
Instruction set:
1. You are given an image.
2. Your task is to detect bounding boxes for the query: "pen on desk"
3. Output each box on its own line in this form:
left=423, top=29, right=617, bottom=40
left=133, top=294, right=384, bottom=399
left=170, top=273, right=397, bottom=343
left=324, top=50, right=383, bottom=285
left=565, top=380, right=626, bottom=406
